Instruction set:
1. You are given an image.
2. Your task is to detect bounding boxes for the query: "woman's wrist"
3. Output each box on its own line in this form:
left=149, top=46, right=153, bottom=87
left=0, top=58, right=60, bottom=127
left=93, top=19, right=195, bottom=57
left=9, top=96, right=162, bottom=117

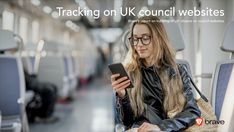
left=117, top=89, right=126, bottom=98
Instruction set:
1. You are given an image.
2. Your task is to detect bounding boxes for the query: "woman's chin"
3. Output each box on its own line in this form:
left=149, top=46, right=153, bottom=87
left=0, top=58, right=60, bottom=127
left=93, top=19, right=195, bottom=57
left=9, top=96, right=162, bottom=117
left=138, top=54, right=144, bottom=58
left=139, top=54, right=149, bottom=59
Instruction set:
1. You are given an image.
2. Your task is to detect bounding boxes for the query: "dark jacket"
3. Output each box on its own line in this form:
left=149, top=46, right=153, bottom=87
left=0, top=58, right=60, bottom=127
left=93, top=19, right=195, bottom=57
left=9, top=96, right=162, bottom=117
left=116, top=64, right=201, bottom=132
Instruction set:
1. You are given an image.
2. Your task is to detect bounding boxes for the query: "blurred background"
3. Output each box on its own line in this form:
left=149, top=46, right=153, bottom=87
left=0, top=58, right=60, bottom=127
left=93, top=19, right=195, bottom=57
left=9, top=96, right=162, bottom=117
left=0, top=0, right=233, bottom=132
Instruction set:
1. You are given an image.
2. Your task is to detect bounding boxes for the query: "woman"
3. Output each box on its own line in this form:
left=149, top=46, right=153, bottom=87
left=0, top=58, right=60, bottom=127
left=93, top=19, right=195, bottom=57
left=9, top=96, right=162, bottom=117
left=111, top=16, right=201, bottom=132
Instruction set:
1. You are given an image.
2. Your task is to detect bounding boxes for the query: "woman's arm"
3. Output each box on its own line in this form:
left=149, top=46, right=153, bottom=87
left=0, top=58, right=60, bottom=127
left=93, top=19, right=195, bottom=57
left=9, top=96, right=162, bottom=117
left=111, top=73, right=134, bottom=128
left=116, top=91, right=134, bottom=129
left=157, top=65, right=201, bottom=132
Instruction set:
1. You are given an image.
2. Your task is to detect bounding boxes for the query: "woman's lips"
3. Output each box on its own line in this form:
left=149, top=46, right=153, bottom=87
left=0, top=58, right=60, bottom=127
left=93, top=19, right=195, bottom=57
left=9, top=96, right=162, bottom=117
left=138, top=49, right=147, bottom=53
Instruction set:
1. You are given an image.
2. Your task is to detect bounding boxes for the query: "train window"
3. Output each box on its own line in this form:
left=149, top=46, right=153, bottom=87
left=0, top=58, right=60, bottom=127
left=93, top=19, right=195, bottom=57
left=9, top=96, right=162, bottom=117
left=32, top=20, right=39, bottom=43
left=2, top=10, right=14, bottom=31
left=19, top=16, right=28, bottom=44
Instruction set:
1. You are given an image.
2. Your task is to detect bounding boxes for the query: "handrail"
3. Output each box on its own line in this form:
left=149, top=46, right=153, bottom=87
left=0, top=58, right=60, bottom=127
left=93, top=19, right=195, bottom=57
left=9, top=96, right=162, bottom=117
left=194, top=73, right=213, bottom=79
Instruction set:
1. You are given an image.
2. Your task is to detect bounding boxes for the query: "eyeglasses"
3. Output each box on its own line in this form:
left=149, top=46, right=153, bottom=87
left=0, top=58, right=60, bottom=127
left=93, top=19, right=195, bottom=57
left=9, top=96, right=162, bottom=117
left=128, top=35, right=151, bottom=46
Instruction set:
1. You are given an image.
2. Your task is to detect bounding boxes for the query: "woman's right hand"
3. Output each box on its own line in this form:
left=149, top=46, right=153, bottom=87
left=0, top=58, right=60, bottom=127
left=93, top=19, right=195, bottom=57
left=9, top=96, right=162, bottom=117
left=111, top=74, right=131, bottom=98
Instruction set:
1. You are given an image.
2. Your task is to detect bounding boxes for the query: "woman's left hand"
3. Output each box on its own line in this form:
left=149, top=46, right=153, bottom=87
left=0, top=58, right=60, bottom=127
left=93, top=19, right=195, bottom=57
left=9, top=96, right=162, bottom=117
left=138, top=122, right=161, bottom=132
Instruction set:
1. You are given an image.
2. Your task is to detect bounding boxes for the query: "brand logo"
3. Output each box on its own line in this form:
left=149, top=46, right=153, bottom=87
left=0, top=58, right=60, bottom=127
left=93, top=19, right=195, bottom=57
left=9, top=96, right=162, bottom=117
left=196, top=117, right=203, bottom=126
left=195, top=117, right=225, bottom=126
left=205, top=119, right=225, bottom=125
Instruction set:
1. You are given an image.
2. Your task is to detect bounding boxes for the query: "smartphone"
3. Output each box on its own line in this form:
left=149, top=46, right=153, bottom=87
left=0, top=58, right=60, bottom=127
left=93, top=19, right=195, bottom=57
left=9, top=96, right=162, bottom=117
left=108, top=63, right=134, bottom=88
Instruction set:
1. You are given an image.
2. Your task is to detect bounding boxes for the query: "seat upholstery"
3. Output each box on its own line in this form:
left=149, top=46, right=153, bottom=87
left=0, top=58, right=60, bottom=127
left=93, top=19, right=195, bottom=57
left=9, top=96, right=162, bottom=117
left=0, top=57, right=21, bottom=116
left=0, top=29, right=29, bottom=132
left=211, top=21, right=234, bottom=132
left=37, top=41, right=73, bottom=98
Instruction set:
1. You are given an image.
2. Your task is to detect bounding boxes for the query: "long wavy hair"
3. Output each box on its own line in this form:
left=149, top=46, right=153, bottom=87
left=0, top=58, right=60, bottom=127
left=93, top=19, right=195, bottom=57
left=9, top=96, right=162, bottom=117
left=123, top=16, right=186, bottom=118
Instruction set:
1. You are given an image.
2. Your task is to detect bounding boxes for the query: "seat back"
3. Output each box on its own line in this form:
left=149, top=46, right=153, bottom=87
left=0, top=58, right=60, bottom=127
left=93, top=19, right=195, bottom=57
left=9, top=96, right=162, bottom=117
left=37, top=55, right=69, bottom=98
left=0, top=56, right=23, bottom=117
left=37, top=41, right=75, bottom=98
left=211, top=61, right=234, bottom=119
left=164, top=22, right=194, bottom=76
left=0, top=30, right=25, bottom=117
left=164, top=22, right=185, bottom=52
left=211, top=61, right=234, bottom=131
left=221, top=21, right=234, bottom=55
left=166, top=22, right=200, bottom=97
left=166, top=23, right=198, bottom=97
left=211, top=21, right=234, bottom=131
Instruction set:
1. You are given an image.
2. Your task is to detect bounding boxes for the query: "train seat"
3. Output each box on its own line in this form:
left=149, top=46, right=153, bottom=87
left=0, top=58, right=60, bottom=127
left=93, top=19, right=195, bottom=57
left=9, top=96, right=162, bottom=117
left=211, top=21, right=234, bottom=132
left=59, top=44, right=78, bottom=95
left=0, top=29, right=28, bottom=132
left=164, top=22, right=193, bottom=77
left=37, top=41, right=71, bottom=99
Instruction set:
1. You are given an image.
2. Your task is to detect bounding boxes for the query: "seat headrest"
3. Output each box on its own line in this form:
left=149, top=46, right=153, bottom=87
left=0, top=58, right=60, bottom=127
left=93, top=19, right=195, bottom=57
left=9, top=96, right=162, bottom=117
left=221, top=21, right=234, bottom=52
left=0, top=29, right=18, bottom=51
left=164, top=23, right=185, bottom=51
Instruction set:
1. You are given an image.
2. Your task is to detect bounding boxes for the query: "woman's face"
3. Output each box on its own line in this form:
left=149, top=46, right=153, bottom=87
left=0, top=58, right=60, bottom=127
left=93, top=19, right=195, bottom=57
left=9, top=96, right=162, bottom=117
left=132, top=24, right=153, bottom=59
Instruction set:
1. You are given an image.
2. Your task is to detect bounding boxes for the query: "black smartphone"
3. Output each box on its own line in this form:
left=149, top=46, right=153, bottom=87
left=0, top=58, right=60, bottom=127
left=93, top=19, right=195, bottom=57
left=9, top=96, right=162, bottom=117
left=108, top=63, right=134, bottom=88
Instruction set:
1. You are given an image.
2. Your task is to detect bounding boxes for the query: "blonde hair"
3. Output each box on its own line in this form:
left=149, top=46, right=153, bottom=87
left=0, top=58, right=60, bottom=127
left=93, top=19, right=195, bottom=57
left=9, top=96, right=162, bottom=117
left=123, top=16, right=186, bottom=118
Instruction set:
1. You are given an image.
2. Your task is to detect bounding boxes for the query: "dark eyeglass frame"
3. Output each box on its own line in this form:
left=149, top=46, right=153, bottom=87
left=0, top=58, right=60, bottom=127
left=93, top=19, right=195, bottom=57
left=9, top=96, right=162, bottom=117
left=128, top=35, right=152, bottom=46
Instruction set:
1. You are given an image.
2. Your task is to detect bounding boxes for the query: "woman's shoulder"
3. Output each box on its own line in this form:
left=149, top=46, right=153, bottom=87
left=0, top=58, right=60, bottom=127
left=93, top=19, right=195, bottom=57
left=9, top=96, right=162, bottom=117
left=176, top=64, right=191, bottom=85
left=177, top=64, right=189, bottom=76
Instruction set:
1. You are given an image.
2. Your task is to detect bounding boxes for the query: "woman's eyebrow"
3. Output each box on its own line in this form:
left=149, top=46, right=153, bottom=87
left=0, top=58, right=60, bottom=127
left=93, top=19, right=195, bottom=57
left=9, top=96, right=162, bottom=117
left=133, top=33, right=151, bottom=37
left=142, top=33, right=151, bottom=35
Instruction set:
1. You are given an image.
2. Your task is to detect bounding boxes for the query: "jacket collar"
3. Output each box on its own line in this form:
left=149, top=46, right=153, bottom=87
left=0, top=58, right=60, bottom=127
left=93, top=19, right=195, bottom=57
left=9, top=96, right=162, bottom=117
left=140, top=59, right=177, bottom=78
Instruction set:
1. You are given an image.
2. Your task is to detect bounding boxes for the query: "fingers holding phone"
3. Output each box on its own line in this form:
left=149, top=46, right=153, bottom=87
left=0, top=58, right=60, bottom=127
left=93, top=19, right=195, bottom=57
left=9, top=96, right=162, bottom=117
left=109, top=63, right=134, bottom=97
left=111, top=74, right=130, bottom=97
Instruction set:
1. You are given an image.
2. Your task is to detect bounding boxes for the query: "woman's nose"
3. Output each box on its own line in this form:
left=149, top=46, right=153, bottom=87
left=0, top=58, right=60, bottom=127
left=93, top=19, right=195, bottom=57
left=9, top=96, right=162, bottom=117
left=136, top=44, right=144, bottom=50
left=137, top=39, right=144, bottom=46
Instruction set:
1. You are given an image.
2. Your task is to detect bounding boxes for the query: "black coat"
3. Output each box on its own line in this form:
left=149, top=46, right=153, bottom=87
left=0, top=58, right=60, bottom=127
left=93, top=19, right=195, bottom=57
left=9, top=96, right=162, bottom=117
left=116, top=64, right=201, bottom=132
